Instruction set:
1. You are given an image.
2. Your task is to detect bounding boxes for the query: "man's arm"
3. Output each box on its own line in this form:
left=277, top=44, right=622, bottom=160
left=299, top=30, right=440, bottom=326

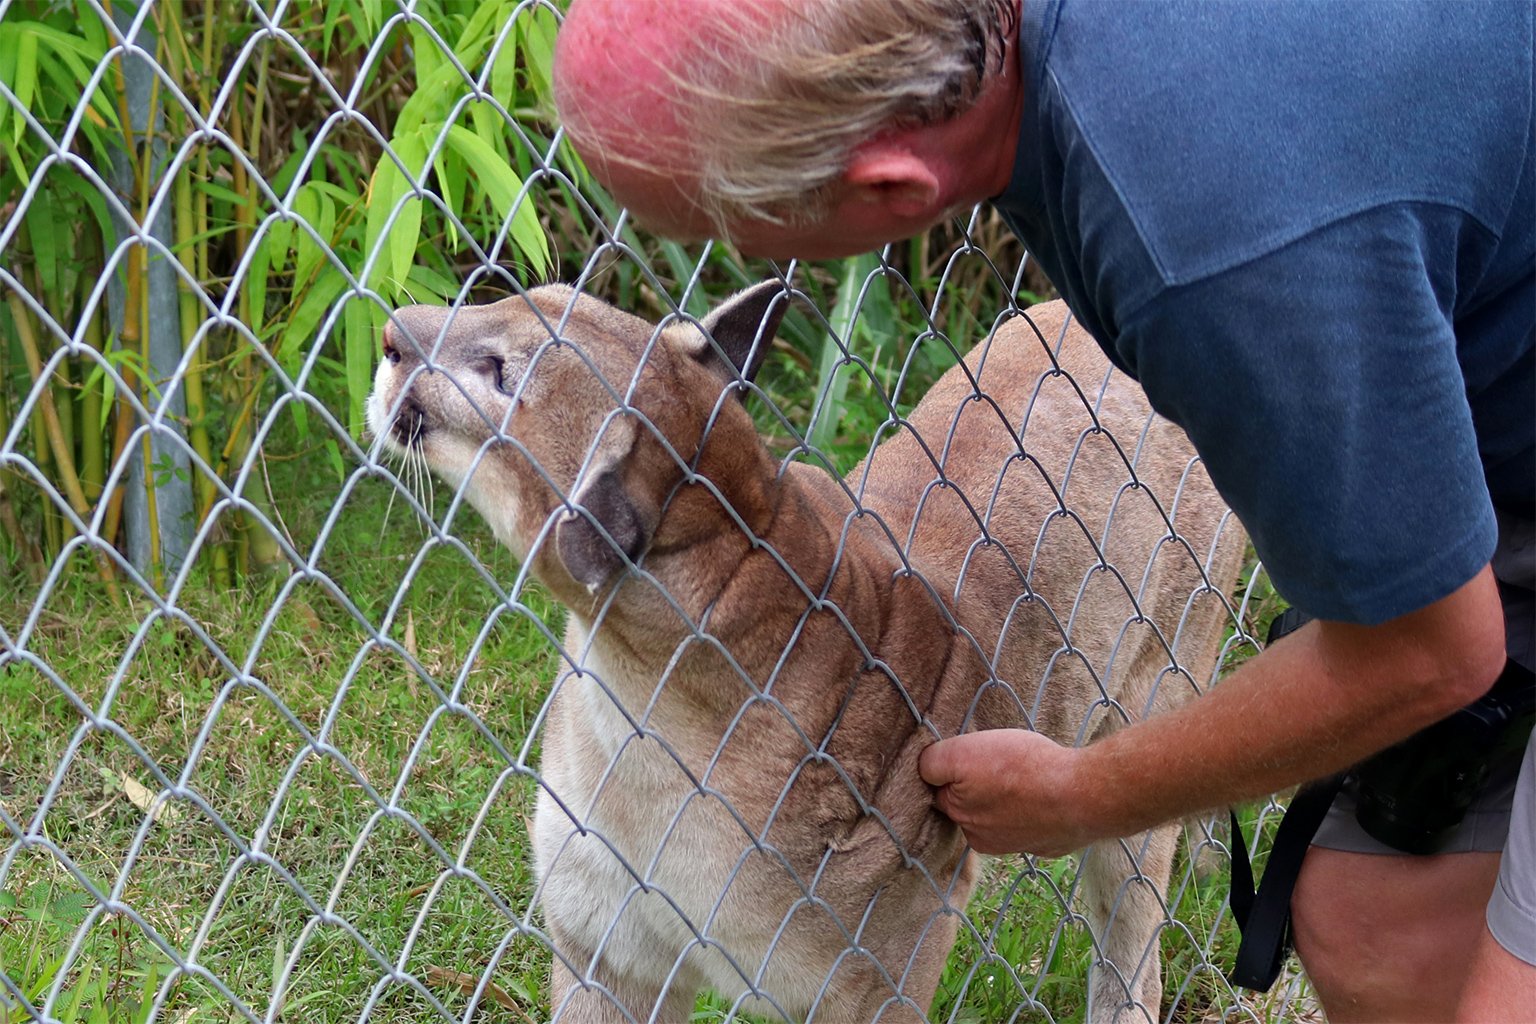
left=919, top=564, right=1508, bottom=857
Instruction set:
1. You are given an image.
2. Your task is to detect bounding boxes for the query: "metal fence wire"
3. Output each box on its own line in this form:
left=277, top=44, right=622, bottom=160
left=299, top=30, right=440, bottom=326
left=0, top=2, right=1317, bottom=1022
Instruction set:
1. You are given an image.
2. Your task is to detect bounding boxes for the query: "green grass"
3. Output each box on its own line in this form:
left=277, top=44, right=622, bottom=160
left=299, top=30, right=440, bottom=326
left=1, top=453, right=562, bottom=1022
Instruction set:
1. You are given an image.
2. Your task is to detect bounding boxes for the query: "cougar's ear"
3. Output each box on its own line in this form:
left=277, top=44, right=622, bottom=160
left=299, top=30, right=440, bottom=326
left=554, top=418, right=648, bottom=591
left=688, top=280, right=791, bottom=387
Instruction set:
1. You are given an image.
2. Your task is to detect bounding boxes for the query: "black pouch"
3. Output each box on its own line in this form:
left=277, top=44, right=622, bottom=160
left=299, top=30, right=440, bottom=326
left=1351, top=658, right=1534, bottom=855
left=1228, top=610, right=1535, bottom=991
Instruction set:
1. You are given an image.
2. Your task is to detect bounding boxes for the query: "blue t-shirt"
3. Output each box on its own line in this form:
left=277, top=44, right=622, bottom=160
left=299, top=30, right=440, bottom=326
left=995, top=0, right=1535, bottom=625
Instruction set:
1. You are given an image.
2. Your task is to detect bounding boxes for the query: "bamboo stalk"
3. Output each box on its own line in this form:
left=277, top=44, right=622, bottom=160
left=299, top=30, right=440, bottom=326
left=6, top=290, right=93, bottom=525
left=166, top=58, right=217, bottom=537
left=31, top=406, right=60, bottom=557
left=0, top=266, right=43, bottom=575
left=7, top=283, right=123, bottom=604
left=223, top=74, right=282, bottom=573
left=225, top=83, right=256, bottom=577
left=193, top=0, right=232, bottom=588
left=79, top=270, right=107, bottom=503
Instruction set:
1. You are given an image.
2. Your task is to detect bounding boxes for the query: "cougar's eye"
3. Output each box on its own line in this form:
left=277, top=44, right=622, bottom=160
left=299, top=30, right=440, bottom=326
left=483, top=356, right=510, bottom=395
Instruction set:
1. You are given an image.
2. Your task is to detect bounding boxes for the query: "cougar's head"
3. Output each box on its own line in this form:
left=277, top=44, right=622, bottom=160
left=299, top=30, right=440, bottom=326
left=366, top=281, right=791, bottom=600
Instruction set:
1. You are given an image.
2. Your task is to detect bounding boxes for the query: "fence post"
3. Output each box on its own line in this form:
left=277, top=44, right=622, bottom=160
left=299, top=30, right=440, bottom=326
left=107, top=0, right=193, bottom=582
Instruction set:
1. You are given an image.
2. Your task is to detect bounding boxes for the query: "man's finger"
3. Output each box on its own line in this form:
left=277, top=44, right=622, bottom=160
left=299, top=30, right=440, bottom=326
left=919, top=737, right=963, bottom=787
left=930, top=782, right=954, bottom=820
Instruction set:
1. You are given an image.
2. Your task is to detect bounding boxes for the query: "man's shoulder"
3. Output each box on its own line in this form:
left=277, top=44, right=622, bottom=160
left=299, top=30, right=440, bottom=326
left=1042, top=0, right=1533, bottom=286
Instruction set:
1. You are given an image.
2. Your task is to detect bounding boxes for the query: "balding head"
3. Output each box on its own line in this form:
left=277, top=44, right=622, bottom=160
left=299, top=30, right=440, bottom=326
left=554, top=0, right=1022, bottom=255
left=554, top=0, right=772, bottom=238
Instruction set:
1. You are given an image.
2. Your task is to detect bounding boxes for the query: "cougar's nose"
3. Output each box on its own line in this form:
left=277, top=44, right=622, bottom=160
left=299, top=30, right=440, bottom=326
left=390, top=396, right=428, bottom=446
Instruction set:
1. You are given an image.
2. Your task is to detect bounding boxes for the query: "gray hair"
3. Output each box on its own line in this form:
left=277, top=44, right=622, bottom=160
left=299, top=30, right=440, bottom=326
left=560, top=0, right=1016, bottom=233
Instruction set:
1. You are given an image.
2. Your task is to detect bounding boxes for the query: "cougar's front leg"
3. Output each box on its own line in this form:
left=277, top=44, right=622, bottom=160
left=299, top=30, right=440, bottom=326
left=548, top=935, right=694, bottom=1024
left=1079, top=822, right=1178, bottom=1024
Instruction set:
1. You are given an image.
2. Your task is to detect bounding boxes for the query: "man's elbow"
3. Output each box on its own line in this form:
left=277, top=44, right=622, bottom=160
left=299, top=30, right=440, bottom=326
left=1320, top=565, right=1509, bottom=729
left=1401, top=565, right=1508, bottom=720
left=1426, top=628, right=1508, bottom=716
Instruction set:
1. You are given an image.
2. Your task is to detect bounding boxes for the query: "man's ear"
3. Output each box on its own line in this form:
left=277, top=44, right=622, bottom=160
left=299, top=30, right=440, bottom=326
left=843, top=149, right=942, bottom=218
left=693, top=280, right=791, bottom=387
left=553, top=417, right=648, bottom=591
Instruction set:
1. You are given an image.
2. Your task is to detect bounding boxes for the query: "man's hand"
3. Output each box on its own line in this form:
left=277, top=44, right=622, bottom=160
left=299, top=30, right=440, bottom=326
left=919, top=729, right=1100, bottom=858
left=919, top=567, right=1506, bottom=861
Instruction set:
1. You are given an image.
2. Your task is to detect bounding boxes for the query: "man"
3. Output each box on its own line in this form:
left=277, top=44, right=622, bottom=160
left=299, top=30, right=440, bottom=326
left=552, top=1, right=1535, bottom=1020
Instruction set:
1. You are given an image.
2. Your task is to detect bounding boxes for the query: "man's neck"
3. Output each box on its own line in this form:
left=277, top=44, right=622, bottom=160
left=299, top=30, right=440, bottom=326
left=901, top=8, right=1027, bottom=208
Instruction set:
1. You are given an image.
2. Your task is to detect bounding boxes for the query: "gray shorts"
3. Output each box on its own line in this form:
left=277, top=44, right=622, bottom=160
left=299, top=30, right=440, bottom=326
left=1311, top=509, right=1536, bottom=965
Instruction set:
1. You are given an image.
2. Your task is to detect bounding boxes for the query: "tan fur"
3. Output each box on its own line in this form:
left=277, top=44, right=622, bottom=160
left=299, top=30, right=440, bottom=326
left=367, top=288, right=1246, bottom=1024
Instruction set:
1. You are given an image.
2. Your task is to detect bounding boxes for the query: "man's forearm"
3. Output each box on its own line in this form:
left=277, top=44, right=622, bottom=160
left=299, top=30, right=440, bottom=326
left=1076, top=565, right=1507, bottom=839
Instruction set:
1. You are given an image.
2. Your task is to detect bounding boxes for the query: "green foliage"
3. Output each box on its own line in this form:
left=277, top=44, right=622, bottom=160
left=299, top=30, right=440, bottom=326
left=0, top=3, right=120, bottom=187
left=0, top=0, right=574, bottom=580
left=0, top=880, right=168, bottom=1024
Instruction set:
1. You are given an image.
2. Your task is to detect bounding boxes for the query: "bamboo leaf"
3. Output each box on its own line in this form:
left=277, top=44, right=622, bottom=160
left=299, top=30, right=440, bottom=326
left=291, top=184, right=339, bottom=287
left=308, top=181, right=361, bottom=206
left=81, top=348, right=152, bottom=428
left=289, top=401, right=309, bottom=444
left=267, top=215, right=293, bottom=260
left=442, top=124, right=550, bottom=278
left=55, top=169, right=113, bottom=251
left=72, top=0, right=111, bottom=52
left=269, top=132, right=310, bottom=195
left=321, top=0, right=346, bottom=60
left=518, top=6, right=559, bottom=101
left=246, top=227, right=273, bottom=335
left=23, top=189, right=63, bottom=301
left=290, top=185, right=322, bottom=284
left=191, top=179, right=251, bottom=208
left=25, top=22, right=107, bottom=62
left=324, top=438, right=345, bottom=484
left=362, top=0, right=383, bottom=37
left=489, top=20, right=519, bottom=110
left=808, top=254, right=879, bottom=453
left=344, top=297, right=377, bottom=438
left=111, top=771, right=182, bottom=826
left=658, top=241, right=711, bottom=319
left=280, top=272, right=347, bottom=377
left=467, top=97, right=507, bottom=161
left=2, top=138, right=31, bottom=188
left=410, top=22, right=445, bottom=97
left=11, top=29, right=37, bottom=145
left=364, top=154, right=406, bottom=291
left=28, top=24, right=120, bottom=136
left=394, top=26, right=478, bottom=136
left=456, top=1, right=502, bottom=64
left=98, top=368, right=116, bottom=433
left=405, top=263, right=459, bottom=304
left=0, top=30, right=13, bottom=142
left=386, top=129, right=428, bottom=293
left=432, top=143, right=466, bottom=250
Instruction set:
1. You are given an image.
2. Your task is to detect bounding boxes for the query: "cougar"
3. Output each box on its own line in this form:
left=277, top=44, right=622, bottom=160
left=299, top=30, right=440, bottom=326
left=366, top=282, right=1245, bottom=1024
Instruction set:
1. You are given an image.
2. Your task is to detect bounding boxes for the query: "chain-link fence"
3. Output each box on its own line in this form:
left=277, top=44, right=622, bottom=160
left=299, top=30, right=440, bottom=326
left=2, top=2, right=1316, bottom=1022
